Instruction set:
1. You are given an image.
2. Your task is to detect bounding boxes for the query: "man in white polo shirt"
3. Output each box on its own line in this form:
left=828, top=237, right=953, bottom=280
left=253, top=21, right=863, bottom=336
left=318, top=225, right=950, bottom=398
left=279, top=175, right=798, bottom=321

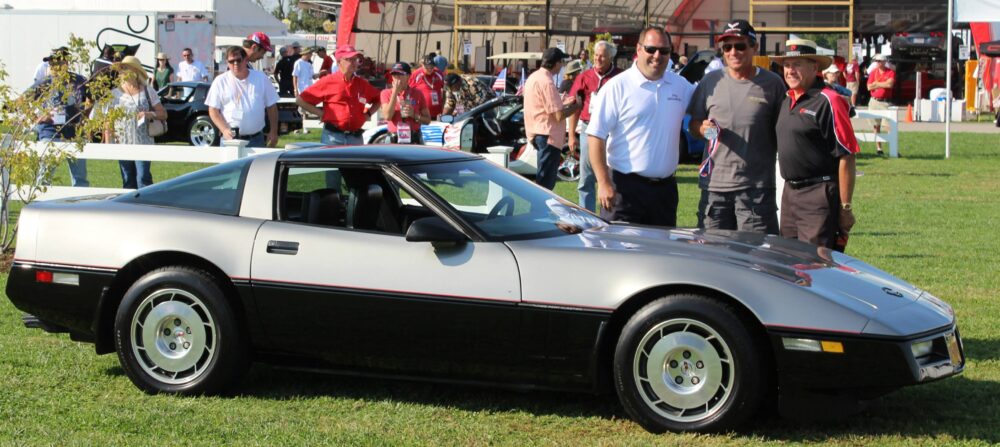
left=586, top=26, right=695, bottom=226
left=206, top=46, right=280, bottom=147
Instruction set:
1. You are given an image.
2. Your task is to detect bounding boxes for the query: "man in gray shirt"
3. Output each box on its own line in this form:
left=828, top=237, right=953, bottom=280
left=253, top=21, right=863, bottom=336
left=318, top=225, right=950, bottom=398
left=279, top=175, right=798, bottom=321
left=688, top=20, right=785, bottom=233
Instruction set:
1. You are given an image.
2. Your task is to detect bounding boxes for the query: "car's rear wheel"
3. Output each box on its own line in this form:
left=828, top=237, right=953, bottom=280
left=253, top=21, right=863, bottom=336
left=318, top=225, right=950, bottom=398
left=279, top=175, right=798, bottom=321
left=188, top=115, right=219, bottom=146
left=114, top=266, right=248, bottom=395
left=614, top=294, right=767, bottom=433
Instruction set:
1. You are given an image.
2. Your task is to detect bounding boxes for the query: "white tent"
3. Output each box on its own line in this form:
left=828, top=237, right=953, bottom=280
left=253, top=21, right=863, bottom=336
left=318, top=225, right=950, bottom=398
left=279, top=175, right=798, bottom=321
left=0, top=0, right=288, bottom=38
left=947, top=0, right=1000, bottom=158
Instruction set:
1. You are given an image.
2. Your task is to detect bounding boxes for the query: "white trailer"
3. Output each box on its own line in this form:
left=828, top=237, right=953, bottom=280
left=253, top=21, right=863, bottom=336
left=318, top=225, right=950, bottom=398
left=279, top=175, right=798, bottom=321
left=0, top=8, right=216, bottom=92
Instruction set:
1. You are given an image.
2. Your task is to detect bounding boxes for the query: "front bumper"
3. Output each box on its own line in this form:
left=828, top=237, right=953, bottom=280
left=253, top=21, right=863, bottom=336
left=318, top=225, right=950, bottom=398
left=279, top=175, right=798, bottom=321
left=769, top=324, right=965, bottom=394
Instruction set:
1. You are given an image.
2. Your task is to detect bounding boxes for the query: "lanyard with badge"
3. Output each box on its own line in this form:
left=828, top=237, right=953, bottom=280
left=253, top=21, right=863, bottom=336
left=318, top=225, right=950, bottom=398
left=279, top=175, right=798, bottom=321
left=396, top=93, right=414, bottom=143
left=422, top=71, right=440, bottom=106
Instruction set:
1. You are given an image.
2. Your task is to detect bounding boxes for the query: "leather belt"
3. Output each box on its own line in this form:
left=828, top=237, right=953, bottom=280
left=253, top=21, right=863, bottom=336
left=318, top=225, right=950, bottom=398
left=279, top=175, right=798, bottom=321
left=616, top=170, right=675, bottom=184
left=787, top=175, right=833, bottom=189
left=323, top=122, right=364, bottom=136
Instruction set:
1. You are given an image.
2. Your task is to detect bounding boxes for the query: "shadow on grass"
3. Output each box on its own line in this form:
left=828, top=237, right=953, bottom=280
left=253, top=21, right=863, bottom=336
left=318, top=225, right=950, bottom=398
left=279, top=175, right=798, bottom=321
left=961, top=337, right=1000, bottom=362
left=224, top=364, right=999, bottom=443
left=852, top=231, right=905, bottom=237
left=876, top=172, right=954, bottom=177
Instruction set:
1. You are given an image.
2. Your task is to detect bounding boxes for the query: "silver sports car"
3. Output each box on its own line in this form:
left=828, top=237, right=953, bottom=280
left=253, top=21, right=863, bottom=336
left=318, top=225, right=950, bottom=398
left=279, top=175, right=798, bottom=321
left=6, top=146, right=964, bottom=433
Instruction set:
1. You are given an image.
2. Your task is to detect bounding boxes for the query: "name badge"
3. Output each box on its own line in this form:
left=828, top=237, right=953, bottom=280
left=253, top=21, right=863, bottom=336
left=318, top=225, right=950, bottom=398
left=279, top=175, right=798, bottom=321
left=397, top=122, right=412, bottom=144
left=430, top=91, right=439, bottom=106
left=52, top=107, right=66, bottom=125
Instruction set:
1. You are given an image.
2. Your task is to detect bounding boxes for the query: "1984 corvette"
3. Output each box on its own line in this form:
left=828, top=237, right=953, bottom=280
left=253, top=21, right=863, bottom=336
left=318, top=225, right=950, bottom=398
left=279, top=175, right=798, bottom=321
left=6, top=146, right=964, bottom=433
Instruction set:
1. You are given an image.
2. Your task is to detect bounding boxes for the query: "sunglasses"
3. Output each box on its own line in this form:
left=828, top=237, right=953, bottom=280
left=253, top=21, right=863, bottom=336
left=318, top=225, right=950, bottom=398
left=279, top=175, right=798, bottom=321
left=227, top=58, right=244, bottom=64
left=721, top=42, right=750, bottom=52
left=641, top=45, right=671, bottom=56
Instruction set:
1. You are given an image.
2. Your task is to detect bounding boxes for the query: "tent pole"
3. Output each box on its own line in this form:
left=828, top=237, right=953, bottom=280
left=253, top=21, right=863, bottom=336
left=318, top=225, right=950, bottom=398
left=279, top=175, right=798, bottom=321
left=945, top=0, right=954, bottom=159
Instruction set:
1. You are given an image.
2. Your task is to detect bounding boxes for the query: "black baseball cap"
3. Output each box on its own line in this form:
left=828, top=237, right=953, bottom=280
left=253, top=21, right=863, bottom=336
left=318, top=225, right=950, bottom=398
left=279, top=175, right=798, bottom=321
left=445, top=73, right=462, bottom=86
left=541, top=47, right=569, bottom=65
left=716, top=19, right=757, bottom=43
left=390, top=62, right=412, bottom=75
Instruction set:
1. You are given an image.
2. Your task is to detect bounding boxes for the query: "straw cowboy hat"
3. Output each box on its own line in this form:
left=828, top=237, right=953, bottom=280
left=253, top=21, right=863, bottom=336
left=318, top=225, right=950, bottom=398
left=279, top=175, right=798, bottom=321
left=118, top=55, right=148, bottom=81
left=156, top=52, right=170, bottom=61
left=772, top=39, right=832, bottom=71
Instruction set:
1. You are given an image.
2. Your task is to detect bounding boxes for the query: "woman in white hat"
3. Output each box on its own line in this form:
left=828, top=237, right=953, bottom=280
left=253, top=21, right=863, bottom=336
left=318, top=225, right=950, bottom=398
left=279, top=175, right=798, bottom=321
left=822, top=64, right=853, bottom=98
left=101, top=56, right=168, bottom=189
left=153, top=52, right=175, bottom=90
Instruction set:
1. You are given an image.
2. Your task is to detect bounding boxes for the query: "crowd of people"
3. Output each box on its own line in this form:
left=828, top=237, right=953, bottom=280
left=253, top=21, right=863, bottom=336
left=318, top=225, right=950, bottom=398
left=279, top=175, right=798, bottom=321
left=28, top=24, right=867, bottom=251
left=524, top=22, right=860, bottom=251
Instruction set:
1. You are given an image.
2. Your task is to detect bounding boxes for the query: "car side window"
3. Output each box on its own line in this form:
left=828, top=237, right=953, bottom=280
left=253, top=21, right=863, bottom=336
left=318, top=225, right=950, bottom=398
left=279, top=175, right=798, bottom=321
left=115, top=157, right=251, bottom=215
left=279, top=165, right=429, bottom=236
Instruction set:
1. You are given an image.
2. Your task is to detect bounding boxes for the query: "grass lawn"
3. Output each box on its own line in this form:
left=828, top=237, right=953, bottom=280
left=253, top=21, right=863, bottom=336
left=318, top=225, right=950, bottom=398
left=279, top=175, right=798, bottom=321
left=1, top=131, right=999, bottom=445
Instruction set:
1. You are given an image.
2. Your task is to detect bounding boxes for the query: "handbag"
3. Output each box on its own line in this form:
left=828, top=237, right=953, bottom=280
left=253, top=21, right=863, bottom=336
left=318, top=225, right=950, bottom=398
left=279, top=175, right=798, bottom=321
left=141, top=85, right=168, bottom=137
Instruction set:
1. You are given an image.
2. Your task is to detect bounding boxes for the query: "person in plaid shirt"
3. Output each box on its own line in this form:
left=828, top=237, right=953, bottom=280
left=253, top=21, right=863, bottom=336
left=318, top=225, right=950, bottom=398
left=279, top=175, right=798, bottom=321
left=442, top=73, right=492, bottom=116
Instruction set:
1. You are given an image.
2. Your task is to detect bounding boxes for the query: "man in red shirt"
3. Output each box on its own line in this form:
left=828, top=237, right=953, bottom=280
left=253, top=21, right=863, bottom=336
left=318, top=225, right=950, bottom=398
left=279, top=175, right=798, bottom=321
left=409, top=55, right=445, bottom=119
left=296, top=44, right=381, bottom=145
left=844, top=55, right=860, bottom=105
left=380, top=62, right=431, bottom=144
left=567, top=40, right=622, bottom=211
left=866, top=53, right=895, bottom=155
left=316, top=47, right=334, bottom=77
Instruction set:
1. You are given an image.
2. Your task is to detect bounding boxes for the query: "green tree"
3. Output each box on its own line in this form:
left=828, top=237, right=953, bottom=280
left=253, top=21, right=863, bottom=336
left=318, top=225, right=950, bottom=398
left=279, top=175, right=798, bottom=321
left=0, top=35, right=120, bottom=251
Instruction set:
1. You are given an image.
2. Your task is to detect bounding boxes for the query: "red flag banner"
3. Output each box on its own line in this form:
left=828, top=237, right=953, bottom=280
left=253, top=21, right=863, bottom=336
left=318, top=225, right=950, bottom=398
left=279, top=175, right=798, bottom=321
left=338, top=0, right=360, bottom=48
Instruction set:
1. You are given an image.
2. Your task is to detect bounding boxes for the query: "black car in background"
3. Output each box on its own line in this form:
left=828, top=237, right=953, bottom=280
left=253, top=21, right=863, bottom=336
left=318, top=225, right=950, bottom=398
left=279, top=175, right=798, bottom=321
left=155, top=82, right=302, bottom=146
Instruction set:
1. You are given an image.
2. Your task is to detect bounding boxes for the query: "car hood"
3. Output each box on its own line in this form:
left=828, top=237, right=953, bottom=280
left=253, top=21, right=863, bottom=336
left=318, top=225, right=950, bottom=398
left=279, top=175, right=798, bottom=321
left=574, top=224, right=929, bottom=315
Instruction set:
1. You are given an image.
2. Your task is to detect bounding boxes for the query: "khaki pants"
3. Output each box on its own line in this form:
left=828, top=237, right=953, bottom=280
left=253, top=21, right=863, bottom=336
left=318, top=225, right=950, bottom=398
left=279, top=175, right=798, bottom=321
left=868, top=98, right=891, bottom=128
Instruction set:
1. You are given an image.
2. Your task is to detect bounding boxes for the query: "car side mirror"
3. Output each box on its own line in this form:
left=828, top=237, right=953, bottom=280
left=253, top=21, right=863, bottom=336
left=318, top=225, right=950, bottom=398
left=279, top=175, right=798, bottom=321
left=440, top=115, right=454, bottom=123
left=405, top=216, right=467, bottom=246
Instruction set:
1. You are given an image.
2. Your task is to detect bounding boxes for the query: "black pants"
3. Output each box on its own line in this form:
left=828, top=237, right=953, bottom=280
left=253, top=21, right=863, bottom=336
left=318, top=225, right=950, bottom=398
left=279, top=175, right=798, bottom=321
left=780, top=181, right=841, bottom=250
left=601, top=171, right=678, bottom=227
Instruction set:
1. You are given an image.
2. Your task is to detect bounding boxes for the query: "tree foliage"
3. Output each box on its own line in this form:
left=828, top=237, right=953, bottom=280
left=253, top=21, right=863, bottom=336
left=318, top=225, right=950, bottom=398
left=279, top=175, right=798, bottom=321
left=0, top=34, right=121, bottom=251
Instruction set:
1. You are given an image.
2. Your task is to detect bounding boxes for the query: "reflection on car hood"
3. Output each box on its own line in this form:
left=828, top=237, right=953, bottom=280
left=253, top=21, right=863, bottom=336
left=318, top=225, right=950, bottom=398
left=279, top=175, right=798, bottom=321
left=579, top=225, right=929, bottom=314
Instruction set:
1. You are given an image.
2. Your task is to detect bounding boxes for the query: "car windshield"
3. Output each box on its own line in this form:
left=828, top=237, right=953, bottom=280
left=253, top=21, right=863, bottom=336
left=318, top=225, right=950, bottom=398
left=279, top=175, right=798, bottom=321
left=402, top=159, right=605, bottom=240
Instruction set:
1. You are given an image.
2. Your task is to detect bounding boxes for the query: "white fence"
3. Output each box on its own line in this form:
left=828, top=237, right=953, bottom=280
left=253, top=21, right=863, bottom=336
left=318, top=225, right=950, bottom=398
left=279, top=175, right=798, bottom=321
left=854, top=109, right=900, bottom=158
left=22, top=141, right=283, bottom=202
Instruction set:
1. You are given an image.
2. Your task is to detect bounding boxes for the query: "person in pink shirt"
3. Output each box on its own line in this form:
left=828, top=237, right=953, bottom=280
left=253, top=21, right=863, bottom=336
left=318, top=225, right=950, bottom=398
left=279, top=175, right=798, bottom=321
left=408, top=55, right=445, bottom=119
left=380, top=62, right=430, bottom=144
left=524, top=48, right=581, bottom=189
left=844, top=56, right=860, bottom=105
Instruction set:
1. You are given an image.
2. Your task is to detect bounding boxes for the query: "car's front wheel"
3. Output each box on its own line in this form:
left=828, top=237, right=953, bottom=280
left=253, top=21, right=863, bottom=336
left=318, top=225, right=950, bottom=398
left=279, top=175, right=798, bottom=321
left=614, top=294, right=768, bottom=433
left=188, top=115, right=220, bottom=146
left=114, top=266, right=248, bottom=395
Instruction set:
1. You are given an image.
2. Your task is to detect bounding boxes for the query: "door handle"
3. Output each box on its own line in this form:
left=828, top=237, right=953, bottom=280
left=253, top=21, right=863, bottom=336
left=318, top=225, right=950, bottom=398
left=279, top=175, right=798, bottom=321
left=266, top=240, right=299, bottom=255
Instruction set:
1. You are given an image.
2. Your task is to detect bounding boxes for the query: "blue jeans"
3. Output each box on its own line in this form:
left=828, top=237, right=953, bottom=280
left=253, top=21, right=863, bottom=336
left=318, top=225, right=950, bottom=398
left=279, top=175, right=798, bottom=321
left=533, top=135, right=560, bottom=190
left=321, top=130, right=363, bottom=187
left=577, top=123, right=596, bottom=212
left=321, top=128, right=363, bottom=146
left=39, top=137, right=89, bottom=187
left=119, top=160, right=153, bottom=189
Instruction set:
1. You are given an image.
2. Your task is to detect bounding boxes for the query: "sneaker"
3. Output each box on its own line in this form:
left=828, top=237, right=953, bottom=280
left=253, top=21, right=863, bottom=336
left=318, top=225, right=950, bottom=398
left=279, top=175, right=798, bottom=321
left=877, top=149, right=885, bottom=156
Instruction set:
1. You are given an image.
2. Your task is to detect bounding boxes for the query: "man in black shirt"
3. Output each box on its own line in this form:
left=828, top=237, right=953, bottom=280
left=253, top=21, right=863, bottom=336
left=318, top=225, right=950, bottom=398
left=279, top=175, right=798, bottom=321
left=275, top=43, right=300, bottom=97
left=774, top=39, right=859, bottom=251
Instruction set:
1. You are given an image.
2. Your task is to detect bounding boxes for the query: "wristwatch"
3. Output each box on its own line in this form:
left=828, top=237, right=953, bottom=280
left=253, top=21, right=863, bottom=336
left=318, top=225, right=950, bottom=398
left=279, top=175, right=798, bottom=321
left=841, top=202, right=852, bottom=211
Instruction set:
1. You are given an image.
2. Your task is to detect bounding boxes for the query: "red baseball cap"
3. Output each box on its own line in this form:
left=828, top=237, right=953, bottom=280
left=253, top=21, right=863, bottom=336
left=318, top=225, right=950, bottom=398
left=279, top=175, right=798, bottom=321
left=247, top=32, right=273, bottom=52
left=334, top=44, right=362, bottom=60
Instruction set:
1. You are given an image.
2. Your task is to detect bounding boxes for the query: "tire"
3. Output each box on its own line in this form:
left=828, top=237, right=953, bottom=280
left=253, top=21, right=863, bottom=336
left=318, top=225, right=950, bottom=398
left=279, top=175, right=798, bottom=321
left=556, top=146, right=581, bottom=182
left=188, top=115, right=220, bottom=146
left=114, top=266, right=248, bottom=395
left=369, top=131, right=391, bottom=145
left=613, top=294, right=768, bottom=433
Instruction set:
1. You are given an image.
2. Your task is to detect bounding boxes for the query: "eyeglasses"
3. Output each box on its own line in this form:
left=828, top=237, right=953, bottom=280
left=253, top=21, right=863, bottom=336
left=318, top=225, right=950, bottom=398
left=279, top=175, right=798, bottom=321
left=227, top=58, right=244, bottom=65
left=641, top=45, right=671, bottom=56
left=721, top=42, right=750, bottom=52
